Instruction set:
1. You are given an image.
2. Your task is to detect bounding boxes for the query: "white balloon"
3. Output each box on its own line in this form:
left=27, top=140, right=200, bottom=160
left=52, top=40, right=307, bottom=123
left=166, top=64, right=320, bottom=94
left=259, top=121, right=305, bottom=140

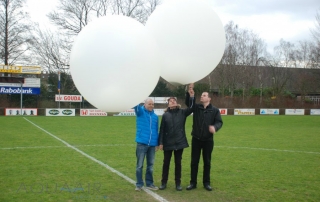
left=70, top=15, right=161, bottom=112
left=145, top=0, right=226, bottom=85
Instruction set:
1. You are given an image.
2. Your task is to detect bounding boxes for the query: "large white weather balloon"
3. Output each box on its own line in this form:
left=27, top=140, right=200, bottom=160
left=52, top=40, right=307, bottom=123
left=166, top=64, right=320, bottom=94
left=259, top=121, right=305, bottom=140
left=145, top=0, right=226, bottom=85
left=70, top=15, right=161, bottom=112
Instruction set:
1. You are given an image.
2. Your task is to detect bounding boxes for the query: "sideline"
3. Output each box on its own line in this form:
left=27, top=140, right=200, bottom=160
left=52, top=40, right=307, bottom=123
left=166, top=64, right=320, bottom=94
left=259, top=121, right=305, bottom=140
left=1, top=144, right=135, bottom=150
left=215, top=146, right=320, bottom=155
left=23, top=117, right=169, bottom=202
left=2, top=144, right=320, bottom=155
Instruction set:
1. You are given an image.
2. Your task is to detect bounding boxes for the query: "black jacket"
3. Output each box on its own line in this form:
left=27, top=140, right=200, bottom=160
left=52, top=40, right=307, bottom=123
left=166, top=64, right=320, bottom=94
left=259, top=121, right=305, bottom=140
left=185, top=92, right=223, bottom=141
left=159, top=106, right=193, bottom=150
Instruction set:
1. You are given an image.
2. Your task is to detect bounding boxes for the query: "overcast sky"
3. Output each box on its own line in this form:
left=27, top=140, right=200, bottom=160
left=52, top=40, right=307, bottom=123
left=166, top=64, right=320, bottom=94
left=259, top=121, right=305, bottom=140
left=25, top=0, right=320, bottom=53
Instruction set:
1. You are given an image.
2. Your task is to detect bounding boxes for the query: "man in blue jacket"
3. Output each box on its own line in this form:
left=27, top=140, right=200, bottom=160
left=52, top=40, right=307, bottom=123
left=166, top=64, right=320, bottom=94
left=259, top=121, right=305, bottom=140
left=134, top=98, right=159, bottom=191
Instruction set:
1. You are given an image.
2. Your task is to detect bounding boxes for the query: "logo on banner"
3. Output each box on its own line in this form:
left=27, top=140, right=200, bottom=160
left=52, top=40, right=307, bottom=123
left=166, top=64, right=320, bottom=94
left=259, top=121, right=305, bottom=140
left=81, top=110, right=88, bottom=115
left=62, top=110, right=73, bottom=115
left=49, top=109, right=60, bottom=115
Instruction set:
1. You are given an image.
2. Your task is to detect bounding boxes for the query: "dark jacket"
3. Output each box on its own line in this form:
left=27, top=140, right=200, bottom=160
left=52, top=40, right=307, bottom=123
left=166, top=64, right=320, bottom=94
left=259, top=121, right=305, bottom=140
left=185, top=92, right=223, bottom=141
left=159, top=106, right=193, bottom=150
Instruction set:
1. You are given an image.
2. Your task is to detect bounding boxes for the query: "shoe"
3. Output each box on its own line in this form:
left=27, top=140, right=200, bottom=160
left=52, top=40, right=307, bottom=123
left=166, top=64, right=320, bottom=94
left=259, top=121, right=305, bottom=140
left=186, top=184, right=197, bottom=190
left=135, top=186, right=142, bottom=191
left=176, top=185, right=182, bottom=191
left=146, top=185, right=159, bottom=190
left=159, top=183, right=166, bottom=190
left=204, top=184, right=212, bottom=191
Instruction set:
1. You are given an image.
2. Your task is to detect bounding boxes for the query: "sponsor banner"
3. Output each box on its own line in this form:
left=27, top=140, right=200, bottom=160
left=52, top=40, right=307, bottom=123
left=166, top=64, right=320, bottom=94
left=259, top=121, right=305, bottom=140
left=234, top=108, right=255, bottom=115
left=154, top=97, right=175, bottom=104
left=310, top=109, right=320, bottom=115
left=285, top=109, right=305, bottom=115
left=0, top=78, right=41, bottom=87
left=114, top=109, right=136, bottom=116
left=46, top=109, right=75, bottom=116
left=142, top=97, right=176, bottom=104
left=154, top=109, right=165, bottom=116
left=55, top=94, right=82, bottom=102
left=0, top=87, right=40, bottom=94
left=5, top=108, right=37, bottom=116
left=80, top=109, right=107, bottom=116
left=0, top=65, right=41, bottom=74
left=219, top=108, right=228, bottom=115
left=113, top=108, right=165, bottom=116
left=260, top=109, right=279, bottom=115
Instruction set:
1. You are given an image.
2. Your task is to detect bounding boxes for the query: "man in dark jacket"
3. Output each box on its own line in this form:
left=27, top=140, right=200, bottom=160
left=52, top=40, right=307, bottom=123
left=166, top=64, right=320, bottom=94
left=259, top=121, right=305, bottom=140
left=158, top=97, right=193, bottom=191
left=185, top=84, right=223, bottom=191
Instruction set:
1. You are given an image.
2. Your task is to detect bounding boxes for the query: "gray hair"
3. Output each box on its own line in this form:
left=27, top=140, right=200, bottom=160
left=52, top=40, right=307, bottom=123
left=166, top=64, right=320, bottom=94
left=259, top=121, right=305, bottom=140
left=144, top=98, right=154, bottom=104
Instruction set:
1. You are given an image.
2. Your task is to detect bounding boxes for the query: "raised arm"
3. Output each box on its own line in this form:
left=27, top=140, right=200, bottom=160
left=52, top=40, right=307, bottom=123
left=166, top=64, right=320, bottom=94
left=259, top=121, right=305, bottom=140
left=185, top=83, right=195, bottom=108
left=134, top=104, right=143, bottom=116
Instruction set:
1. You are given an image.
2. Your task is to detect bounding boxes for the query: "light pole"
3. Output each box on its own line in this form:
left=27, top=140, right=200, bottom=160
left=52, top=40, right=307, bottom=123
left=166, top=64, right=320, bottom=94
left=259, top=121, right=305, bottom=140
left=272, top=77, right=275, bottom=97
left=19, top=81, right=23, bottom=115
left=57, top=64, right=70, bottom=108
left=58, top=68, right=60, bottom=108
left=259, top=74, right=263, bottom=104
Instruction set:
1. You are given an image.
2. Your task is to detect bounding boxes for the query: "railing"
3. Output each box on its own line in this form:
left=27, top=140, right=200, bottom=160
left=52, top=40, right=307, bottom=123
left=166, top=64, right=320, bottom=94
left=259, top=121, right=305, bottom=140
left=305, top=96, right=320, bottom=105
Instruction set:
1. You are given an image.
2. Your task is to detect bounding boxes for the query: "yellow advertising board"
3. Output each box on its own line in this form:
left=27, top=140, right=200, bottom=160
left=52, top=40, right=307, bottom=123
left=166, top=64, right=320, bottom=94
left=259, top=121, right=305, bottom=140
left=0, top=65, right=41, bottom=74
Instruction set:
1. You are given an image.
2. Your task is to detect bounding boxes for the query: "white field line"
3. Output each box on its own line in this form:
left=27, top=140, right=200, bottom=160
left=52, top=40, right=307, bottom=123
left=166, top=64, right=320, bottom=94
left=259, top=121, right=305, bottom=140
left=215, top=146, right=320, bottom=155
left=2, top=144, right=320, bottom=155
left=1, top=144, right=135, bottom=150
left=22, top=118, right=169, bottom=202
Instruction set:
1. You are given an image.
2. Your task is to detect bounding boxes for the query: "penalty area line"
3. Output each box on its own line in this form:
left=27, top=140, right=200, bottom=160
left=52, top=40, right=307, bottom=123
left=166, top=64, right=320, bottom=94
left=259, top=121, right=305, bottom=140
left=23, top=117, right=169, bottom=202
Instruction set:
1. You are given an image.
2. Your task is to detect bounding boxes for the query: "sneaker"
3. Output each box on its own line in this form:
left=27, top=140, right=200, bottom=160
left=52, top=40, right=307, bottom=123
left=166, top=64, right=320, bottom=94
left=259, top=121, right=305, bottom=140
left=135, top=186, right=142, bottom=191
left=146, top=185, right=159, bottom=190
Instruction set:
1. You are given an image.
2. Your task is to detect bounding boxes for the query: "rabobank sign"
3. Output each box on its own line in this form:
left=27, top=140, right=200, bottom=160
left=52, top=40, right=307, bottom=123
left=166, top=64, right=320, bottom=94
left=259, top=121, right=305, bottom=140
left=0, top=87, right=40, bottom=95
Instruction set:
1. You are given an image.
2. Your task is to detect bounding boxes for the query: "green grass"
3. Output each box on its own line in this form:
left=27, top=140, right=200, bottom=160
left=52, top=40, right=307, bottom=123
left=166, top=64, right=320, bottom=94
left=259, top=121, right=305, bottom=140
left=0, top=116, right=320, bottom=202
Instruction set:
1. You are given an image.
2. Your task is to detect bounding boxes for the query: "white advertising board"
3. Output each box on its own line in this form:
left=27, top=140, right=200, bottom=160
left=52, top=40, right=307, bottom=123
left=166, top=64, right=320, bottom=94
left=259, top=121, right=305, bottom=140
left=285, top=109, right=305, bottom=115
left=55, top=95, right=82, bottom=102
left=80, top=109, right=107, bottom=116
left=5, top=108, right=37, bottom=116
left=113, top=109, right=136, bottom=116
left=219, top=108, right=228, bottom=115
left=154, top=109, right=165, bottom=116
left=46, top=109, right=75, bottom=116
left=113, top=108, right=165, bottom=116
left=260, top=109, right=279, bottom=115
left=0, top=78, right=40, bottom=87
left=310, top=109, right=320, bottom=115
left=142, top=97, right=177, bottom=104
left=234, top=109, right=255, bottom=115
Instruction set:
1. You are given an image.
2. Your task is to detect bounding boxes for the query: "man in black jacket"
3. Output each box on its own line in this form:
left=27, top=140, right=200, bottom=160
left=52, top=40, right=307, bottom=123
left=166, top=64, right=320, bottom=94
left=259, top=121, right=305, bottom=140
left=158, top=97, right=193, bottom=191
left=185, top=84, right=223, bottom=191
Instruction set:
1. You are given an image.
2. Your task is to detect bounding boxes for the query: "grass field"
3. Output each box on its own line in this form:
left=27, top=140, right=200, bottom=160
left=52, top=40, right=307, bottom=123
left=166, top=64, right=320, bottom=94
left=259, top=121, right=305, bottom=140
left=1, top=115, right=320, bottom=202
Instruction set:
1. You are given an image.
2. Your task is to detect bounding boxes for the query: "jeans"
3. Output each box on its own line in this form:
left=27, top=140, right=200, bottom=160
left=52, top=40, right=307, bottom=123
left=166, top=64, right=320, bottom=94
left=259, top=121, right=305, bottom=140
left=136, top=143, right=156, bottom=188
left=161, top=149, right=184, bottom=185
left=190, top=137, right=214, bottom=186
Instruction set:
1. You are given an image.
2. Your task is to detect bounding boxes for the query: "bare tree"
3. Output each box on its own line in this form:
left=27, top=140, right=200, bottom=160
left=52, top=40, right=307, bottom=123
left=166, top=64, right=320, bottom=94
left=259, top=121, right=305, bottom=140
left=109, top=0, right=161, bottom=24
left=31, top=26, right=70, bottom=72
left=0, top=0, right=34, bottom=65
left=310, top=9, right=320, bottom=44
left=273, top=39, right=298, bottom=68
left=48, top=0, right=162, bottom=37
left=47, top=0, right=99, bottom=36
left=219, top=21, right=267, bottom=98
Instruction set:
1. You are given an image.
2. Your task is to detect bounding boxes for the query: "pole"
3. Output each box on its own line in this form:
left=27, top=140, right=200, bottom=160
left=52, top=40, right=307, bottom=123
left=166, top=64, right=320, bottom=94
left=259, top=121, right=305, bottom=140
left=20, top=82, right=23, bottom=115
left=58, top=68, right=61, bottom=108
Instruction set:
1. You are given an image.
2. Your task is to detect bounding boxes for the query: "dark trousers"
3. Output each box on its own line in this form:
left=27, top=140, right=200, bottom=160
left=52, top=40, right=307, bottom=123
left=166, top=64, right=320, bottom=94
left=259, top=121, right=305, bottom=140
left=161, top=149, right=184, bottom=185
left=190, top=137, right=214, bottom=186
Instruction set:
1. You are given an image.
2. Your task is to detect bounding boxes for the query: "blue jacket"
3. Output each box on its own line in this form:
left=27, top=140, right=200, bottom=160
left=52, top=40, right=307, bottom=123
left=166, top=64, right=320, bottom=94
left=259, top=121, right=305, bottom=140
left=134, top=104, right=159, bottom=146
